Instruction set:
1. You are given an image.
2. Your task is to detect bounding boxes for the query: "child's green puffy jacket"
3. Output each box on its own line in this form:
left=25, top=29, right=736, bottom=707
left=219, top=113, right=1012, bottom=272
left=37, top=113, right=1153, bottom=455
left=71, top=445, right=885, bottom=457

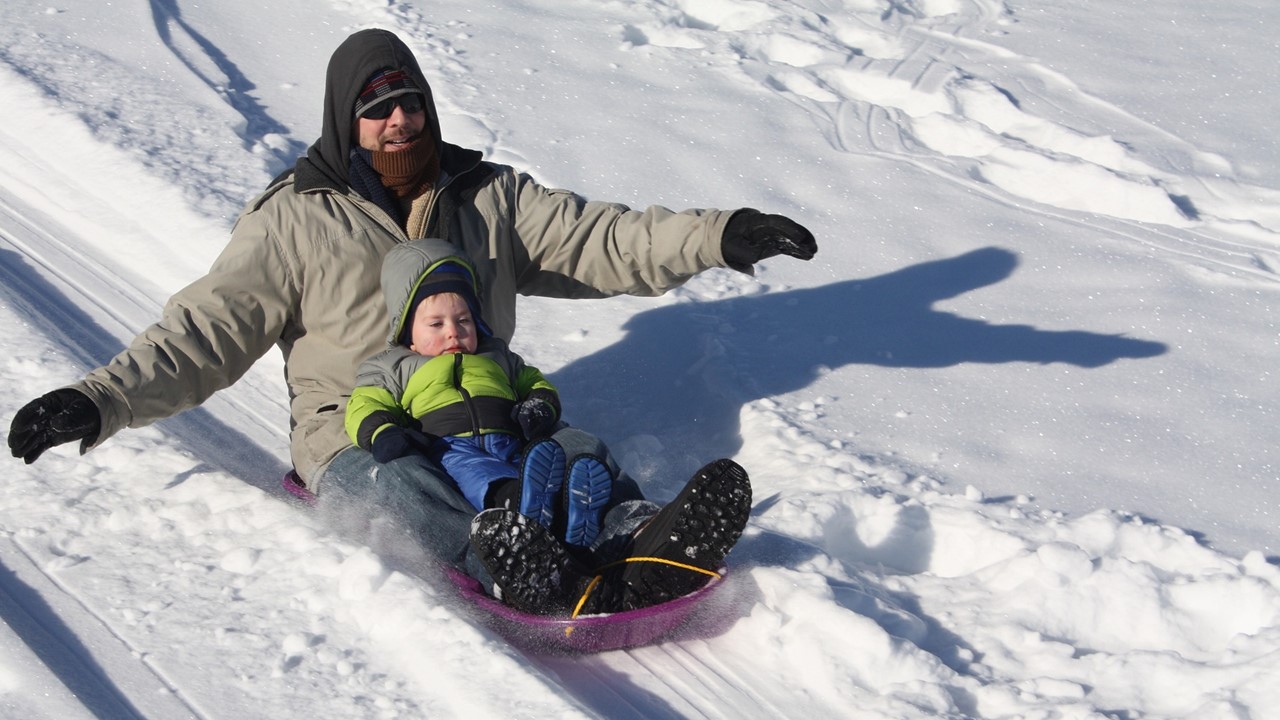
left=345, top=239, right=558, bottom=450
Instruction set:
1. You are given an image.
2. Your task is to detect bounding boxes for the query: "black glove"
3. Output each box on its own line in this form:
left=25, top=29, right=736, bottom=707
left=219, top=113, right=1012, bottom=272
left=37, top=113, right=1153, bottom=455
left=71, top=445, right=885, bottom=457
left=370, top=426, right=437, bottom=464
left=9, top=388, right=102, bottom=464
left=513, top=392, right=559, bottom=441
left=721, top=209, right=818, bottom=271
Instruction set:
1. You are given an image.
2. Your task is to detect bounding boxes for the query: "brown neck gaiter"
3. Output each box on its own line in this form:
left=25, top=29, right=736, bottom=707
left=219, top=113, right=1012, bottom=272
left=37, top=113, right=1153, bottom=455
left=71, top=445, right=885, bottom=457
left=369, top=138, right=440, bottom=200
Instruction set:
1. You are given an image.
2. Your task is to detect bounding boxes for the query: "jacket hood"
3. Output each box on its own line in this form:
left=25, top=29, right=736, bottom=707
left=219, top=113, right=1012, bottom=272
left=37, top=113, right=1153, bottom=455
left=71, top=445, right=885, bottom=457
left=300, top=29, right=444, bottom=188
left=382, top=239, right=491, bottom=346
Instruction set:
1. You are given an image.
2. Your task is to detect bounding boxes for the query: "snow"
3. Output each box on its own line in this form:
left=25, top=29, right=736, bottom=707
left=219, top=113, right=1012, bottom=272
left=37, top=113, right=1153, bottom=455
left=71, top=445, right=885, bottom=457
left=1, top=0, right=1278, bottom=717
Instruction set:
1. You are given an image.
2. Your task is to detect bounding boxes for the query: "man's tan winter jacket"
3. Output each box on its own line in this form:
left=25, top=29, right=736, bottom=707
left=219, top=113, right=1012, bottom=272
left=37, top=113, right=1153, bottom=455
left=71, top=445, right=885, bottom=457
left=72, top=145, right=733, bottom=486
left=67, top=28, right=735, bottom=488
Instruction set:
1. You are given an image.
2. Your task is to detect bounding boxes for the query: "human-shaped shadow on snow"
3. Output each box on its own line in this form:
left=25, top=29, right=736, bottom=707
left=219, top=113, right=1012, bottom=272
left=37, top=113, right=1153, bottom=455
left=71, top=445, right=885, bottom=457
left=149, top=0, right=309, bottom=174
left=553, top=247, right=1168, bottom=486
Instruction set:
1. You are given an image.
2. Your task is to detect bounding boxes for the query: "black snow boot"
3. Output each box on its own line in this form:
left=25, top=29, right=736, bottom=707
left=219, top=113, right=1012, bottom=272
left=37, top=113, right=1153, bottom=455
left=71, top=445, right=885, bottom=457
left=616, top=458, right=752, bottom=611
left=470, top=509, right=621, bottom=616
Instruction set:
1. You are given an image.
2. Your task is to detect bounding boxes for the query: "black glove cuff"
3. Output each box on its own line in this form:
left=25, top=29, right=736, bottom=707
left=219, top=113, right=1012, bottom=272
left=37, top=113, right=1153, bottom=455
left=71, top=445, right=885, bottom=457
left=721, top=209, right=764, bottom=270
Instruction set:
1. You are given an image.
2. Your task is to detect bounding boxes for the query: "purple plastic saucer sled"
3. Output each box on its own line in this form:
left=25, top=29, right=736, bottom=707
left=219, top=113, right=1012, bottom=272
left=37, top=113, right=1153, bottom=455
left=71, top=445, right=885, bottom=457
left=445, top=566, right=725, bottom=653
left=282, top=471, right=722, bottom=652
left=282, top=470, right=318, bottom=506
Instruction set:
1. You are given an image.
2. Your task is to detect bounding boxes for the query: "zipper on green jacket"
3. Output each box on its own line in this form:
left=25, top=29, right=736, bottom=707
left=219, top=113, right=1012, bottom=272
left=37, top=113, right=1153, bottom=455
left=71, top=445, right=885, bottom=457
left=452, top=353, right=482, bottom=437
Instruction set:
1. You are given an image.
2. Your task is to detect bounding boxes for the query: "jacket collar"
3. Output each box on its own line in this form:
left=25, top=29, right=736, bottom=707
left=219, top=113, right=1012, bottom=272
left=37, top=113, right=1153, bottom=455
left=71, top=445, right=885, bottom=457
left=290, top=142, right=487, bottom=196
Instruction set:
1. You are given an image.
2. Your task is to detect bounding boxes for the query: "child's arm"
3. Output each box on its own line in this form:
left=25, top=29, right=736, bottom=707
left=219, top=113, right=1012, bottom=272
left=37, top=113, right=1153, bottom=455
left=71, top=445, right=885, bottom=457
left=515, top=366, right=557, bottom=399
left=345, top=384, right=405, bottom=451
left=482, top=339, right=562, bottom=439
left=345, top=345, right=414, bottom=450
left=346, top=382, right=438, bottom=462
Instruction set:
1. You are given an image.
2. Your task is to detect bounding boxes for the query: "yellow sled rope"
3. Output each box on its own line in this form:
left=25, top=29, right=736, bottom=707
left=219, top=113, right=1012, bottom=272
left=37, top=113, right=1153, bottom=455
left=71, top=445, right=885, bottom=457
left=566, top=557, right=723, bottom=636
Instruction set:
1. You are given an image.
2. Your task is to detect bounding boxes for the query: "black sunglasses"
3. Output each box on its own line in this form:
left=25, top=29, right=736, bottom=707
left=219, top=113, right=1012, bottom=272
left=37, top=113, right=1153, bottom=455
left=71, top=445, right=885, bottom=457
left=362, top=93, right=425, bottom=120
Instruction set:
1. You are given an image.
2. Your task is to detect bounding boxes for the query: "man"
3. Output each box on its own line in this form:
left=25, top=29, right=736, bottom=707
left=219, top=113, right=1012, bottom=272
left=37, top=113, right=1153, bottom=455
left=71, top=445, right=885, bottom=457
left=8, top=29, right=816, bottom=612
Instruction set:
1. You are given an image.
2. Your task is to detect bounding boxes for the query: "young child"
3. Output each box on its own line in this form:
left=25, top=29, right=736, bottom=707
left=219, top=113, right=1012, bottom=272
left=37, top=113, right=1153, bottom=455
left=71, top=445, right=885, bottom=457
left=345, top=239, right=573, bottom=524
left=348, top=239, right=752, bottom=616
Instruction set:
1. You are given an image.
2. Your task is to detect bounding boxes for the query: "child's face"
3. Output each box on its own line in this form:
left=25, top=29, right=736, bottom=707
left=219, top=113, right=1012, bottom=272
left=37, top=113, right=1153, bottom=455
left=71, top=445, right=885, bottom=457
left=407, top=292, right=478, bottom=356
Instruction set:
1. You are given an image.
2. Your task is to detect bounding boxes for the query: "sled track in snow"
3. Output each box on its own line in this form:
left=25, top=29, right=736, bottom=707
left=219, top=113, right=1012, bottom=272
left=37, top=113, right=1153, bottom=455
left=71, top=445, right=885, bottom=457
left=0, top=183, right=294, bottom=491
left=0, top=194, right=159, bottom=369
left=0, top=537, right=206, bottom=720
left=533, top=640, right=800, bottom=720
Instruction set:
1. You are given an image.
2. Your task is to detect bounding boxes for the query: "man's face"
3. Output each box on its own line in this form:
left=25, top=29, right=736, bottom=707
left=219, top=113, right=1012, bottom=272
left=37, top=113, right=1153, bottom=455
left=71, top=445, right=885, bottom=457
left=355, top=95, right=427, bottom=152
left=408, top=293, right=478, bottom=357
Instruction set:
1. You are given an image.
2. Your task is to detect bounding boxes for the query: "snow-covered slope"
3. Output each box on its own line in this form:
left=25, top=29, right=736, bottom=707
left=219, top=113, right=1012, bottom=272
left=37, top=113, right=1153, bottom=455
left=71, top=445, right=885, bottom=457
left=2, top=1, right=1278, bottom=717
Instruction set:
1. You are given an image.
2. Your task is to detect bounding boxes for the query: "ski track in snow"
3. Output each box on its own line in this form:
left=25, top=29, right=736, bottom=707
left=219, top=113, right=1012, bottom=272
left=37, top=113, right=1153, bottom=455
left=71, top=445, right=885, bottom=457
left=1, top=0, right=1279, bottom=717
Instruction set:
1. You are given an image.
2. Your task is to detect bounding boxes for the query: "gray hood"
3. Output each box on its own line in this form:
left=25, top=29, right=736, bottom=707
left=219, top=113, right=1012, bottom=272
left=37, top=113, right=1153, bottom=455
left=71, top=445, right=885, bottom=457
left=381, top=239, right=490, bottom=346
